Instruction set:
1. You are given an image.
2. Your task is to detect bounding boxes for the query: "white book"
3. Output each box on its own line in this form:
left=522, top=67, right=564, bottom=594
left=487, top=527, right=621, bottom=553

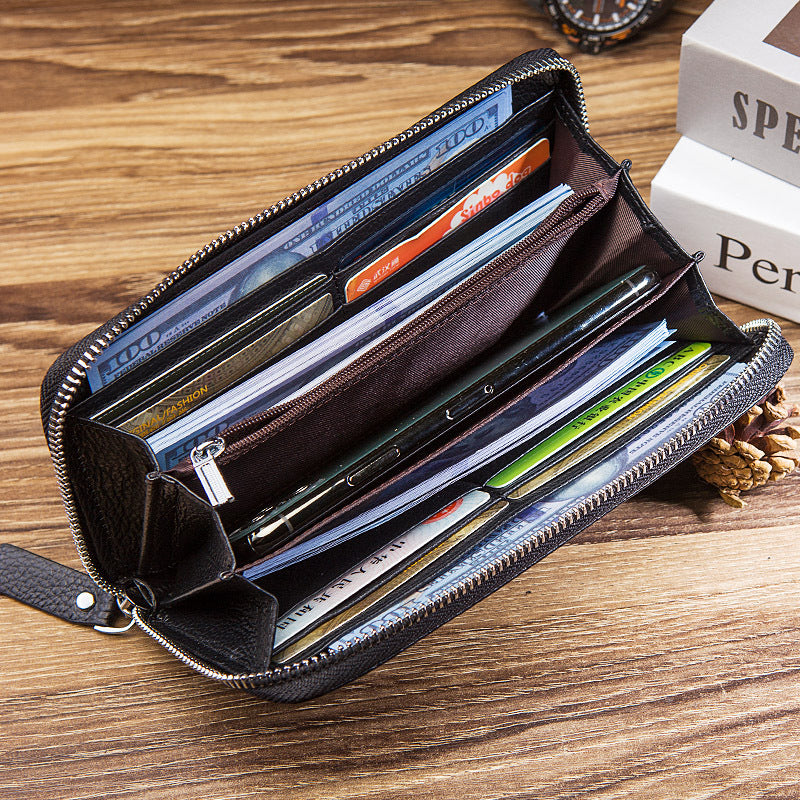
left=651, top=136, right=800, bottom=323
left=677, top=0, right=800, bottom=187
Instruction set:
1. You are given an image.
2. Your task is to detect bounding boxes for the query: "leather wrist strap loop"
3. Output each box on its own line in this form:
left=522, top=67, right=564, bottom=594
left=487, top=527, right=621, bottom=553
left=0, top=543, right=118, bottom=628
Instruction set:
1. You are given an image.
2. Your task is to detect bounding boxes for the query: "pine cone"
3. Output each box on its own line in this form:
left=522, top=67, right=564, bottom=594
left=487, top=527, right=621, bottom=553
left=692, top=383, right=800, bottom=508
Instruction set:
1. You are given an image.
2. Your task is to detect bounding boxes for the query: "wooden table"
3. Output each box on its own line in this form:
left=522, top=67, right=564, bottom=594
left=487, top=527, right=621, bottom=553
left=2, top=2, right=799, bottom=797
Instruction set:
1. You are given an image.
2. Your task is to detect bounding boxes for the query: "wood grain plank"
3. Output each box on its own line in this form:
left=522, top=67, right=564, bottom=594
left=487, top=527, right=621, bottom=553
left=1, top=1, right=798, bottom=798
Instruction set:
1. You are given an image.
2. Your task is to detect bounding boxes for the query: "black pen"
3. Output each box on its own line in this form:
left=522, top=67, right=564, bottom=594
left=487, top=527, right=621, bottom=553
left=229, top=265, right=661, bottom=560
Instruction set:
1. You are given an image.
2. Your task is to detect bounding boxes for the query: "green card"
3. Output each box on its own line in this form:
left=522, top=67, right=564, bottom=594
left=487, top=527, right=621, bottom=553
left=487, top=341, right=712, bottom=489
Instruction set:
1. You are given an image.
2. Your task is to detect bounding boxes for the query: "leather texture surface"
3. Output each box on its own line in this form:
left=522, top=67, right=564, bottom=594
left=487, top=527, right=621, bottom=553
left=146, top=575, right=278, bottom=674
left=0, top=543, right=117, bottom=627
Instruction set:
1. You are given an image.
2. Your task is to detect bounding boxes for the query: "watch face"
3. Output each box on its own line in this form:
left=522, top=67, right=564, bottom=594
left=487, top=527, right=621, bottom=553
left=556, top=0, right=648, bottom=33
left=541, top=0, right=672, bottom=52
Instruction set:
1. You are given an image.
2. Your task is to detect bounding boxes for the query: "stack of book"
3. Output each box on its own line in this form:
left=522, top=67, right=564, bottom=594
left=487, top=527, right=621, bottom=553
left=651, top=0, right=800, bottom=323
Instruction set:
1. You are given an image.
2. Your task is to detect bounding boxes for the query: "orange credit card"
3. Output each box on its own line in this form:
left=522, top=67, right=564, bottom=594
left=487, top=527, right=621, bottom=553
left=344, top=137, right=551, bottom=303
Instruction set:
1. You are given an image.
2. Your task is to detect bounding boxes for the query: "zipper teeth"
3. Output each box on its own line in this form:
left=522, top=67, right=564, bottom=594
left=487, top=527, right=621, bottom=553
left=46, top=54, right=585, bottom=597
left=136, top=318, right=781, bottom=688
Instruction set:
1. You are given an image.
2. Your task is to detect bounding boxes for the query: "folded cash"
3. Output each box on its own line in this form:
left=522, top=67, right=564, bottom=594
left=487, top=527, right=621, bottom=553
left=86, top=87, right=514, bottom=391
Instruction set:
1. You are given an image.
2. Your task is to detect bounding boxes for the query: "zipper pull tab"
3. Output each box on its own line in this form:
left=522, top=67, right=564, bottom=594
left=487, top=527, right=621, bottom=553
left=191, top=438, right=234, bottom=507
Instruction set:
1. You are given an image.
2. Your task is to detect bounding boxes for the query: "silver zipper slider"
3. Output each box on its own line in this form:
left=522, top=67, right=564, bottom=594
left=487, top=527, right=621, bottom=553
left=190, top=438, right=234, bottom=506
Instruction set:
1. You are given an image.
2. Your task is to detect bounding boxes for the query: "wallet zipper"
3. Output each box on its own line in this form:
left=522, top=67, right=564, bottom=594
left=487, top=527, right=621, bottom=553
left=45, top=52, right=587, bottom=600
left=190, top=438, right=234, bottom=507
left=127, top=318, right=783, bottom=687
left=194, top=182, right=610, bottom=487
left=38, top=49, right=784, bottom=689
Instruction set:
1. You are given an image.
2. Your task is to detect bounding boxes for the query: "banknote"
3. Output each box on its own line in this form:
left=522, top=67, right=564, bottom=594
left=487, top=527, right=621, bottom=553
left=112, top=293, right=335, bottom=438
left=86, top=87, right=514, bottom=392
left=326, top=359, right=747, bottom=653
left=149, top=182, right=573, bottom=470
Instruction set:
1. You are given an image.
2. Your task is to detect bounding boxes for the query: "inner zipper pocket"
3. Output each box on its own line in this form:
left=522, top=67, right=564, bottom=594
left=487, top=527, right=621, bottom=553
left=170, top=174, right=621, bottom=519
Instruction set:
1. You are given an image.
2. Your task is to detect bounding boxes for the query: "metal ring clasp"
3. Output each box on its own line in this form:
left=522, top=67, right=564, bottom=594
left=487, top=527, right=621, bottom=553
left=93, top=597, right=136, bottom=635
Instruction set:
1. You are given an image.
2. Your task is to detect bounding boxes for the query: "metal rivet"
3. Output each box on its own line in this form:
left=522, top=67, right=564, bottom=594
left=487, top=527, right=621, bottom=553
left=76, top=591, right=96, bottom=611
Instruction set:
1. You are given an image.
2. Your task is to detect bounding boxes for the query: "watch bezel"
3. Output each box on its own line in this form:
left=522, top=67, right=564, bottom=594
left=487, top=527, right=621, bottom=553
left=541, top=0, right=673, bottom=54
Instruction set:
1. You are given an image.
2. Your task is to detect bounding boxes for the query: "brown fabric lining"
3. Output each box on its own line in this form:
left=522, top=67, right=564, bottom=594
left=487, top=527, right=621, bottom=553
left=176, top=179, right=620, bottom=530
left=242, top=263, right=695, bottom=575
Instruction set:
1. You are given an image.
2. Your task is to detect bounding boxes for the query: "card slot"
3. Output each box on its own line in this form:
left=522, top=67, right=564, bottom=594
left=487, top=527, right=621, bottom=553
left=260, top=487, right=496, bottom=617
left=75, top=270, right=337, bottom=422
left=328, top=166, right=549, bottom=326
left=501, top=350, right=745, bottom=503
left=332, top=159, right=551, bottom=309
left=266, top=492, right=510, bottom=663
left=281, top=339, right=754, bottom=662
left=168, top=175, right=619, bottom=530
left=326, top=100, right=555, bottom=280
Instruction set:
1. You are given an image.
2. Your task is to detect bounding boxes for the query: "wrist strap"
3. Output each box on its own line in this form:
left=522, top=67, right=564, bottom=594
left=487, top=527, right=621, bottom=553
left=0, top=543, right=119, bottom=629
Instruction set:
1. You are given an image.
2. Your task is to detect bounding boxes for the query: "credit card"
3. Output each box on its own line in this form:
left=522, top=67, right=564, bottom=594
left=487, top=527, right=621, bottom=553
left=508, top=354, right=732, bottom=499
left=273, top=497, right=508, bottom=663
left=272, top=489, right=492, bottom=652
left=326, top=359, right=747, bottom=653
left=344, top=137, right=550, bottom=302
left=113, top=293, right=335, bottom=438
left=85, top=88, right=514, bottom=392
left=486, top=341, right=713, bottom=489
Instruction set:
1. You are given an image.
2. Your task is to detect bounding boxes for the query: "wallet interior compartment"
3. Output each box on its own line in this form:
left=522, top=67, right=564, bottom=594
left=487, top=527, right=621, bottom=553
left=249, top=269, right=756, bottom=633
left=60, top=416, right=243, bottom=604
left=74, top=92, right=558, bottom=422
left=168, top=170, right=626, bottom=530
left=72, top=271, right=339, bottom=426
left=238, top=262, right=705, bottom=579
left=266, top=333, right=751, bottom=663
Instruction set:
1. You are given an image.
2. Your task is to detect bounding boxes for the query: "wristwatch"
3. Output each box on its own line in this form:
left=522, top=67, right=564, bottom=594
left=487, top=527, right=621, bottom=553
left=537, top=0, right=675, bottom=54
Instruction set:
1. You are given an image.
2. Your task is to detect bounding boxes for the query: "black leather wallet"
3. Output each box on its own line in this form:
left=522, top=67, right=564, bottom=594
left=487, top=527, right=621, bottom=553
left=1, top=50, right=793, bottom=701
